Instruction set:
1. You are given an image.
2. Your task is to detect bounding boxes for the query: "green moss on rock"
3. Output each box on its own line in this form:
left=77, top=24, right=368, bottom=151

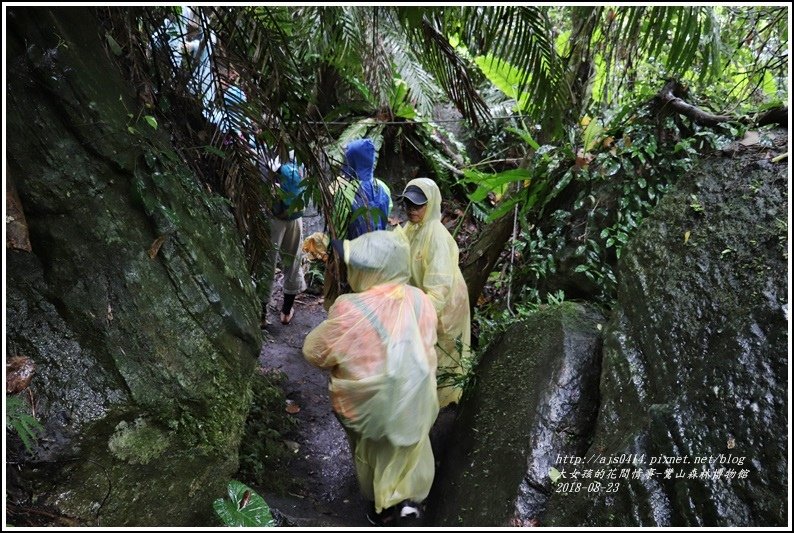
left=108, top=418, right=171, bottom=464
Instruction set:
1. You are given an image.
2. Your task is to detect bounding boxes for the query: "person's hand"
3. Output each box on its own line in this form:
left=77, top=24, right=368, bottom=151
left=303, top=232, right=330, bottom=262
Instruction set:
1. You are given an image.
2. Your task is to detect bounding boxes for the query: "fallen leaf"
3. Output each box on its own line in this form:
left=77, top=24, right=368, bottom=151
left=574, top=149, right=594, bottom=169
left=6, top=177, right=32, bottom=252
left=738, top=131, right=760, bottom=146
left=148, top=235, right=167, bottom=259
left=285, top=400, right=301, bottom=414
left=239, top=490, right=251, bottom=510
left=7, top=355, right=36, bottom=394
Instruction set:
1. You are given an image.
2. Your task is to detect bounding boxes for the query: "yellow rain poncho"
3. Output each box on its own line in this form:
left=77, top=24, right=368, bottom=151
left=399, top=177, right=472, bottom=407
left=303, top=230, right=439, bottom=513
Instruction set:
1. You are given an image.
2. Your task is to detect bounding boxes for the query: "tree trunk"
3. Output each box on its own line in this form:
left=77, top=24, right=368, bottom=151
left=460, top=214, right=514, bottom=309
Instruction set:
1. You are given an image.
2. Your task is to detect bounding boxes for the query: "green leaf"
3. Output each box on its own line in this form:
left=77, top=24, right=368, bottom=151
left=204, top=145, right=227, bottom=159
left=582, top=118, right=603, bottom=152
left=505, top=127, right=540, bottom=150
left=464, top=168, right=532, bottom=202
left=213, top=480, right=275, bottom=527
left=473, top=54, right=530, bottom=110
left=390, top=79, right=417, bottom=119
left=486, top=194, right=523, bottom=222
left=106, top=32, right=123, bottom=56
left=474, top=54, right=521, bottom=99
left=601, top=157, right=621, bottom=177
left=6, top=396, right=43, bottom=453
left=549, top=466, right=562, bottom=483
left=144, top=115, right=158, bottom=130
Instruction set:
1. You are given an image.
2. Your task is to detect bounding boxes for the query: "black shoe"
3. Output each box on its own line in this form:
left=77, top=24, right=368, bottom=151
left=366, top=504, right=399, bottom=527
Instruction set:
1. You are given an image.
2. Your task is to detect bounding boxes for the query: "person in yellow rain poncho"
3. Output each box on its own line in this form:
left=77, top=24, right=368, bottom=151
left=397, top=178, right=471, bottom=408
left=303, top=230, right=440, bottom=526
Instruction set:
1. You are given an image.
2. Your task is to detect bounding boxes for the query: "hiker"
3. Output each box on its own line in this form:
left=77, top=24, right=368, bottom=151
left=398, top=178, right=471, bottom=408
left=332, top=138, right=392, bottom=239
left=324, top=138, right=393, bottom=310
left=267, top=161, right=307, bottom=325
left=303, top=230, right=439, bottom=526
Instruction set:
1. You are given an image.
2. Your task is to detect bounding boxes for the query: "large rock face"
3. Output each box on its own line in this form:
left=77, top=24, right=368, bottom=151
left=429, top=302, right=604, bottom=526
left=542, top=141, right=788, bottom=526
left=6, top=7, right=260, bottom=526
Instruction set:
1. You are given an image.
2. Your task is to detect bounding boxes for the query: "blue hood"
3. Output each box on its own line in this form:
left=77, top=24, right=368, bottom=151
left=343, top=138, right=376, bottom=183
left=341, top=139, right=391, bottom=238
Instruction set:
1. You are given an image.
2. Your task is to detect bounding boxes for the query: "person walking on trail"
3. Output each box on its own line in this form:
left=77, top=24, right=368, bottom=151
left=267, top=161, right=307, bottom=325
left=332, top=138, right=393, bottom=239
left=303, top=230, right=439, bottom=526
left=324, top=138, right=393, bottom=311
left=397, top=177, right=471, bottom=408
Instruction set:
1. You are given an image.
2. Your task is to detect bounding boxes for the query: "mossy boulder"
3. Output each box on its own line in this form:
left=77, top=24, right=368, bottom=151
left=6, top=7, right=261, bottom=526
left=542, top=136, right=788, bottom=526
left=429, top=302, right=604, bottom=526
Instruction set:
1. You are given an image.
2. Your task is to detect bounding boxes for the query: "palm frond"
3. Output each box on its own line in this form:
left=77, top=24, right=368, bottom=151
left=455, top=6, right=568, bottom=133
left=599, top=7, right=725, bottom=103
left=380, top=16, right=443, bottom=118
left=396, top=7, right=491, bottom=127
left=361, top=6, right=395, bottom=111
left=117, top=6, right=343, bottom=275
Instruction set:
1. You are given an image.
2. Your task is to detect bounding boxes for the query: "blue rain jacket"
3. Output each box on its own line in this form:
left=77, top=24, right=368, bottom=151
left=342, top=139, right=391, bottom=238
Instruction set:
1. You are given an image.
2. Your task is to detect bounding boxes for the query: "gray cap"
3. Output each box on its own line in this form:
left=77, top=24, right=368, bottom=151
left=399, top=184, right=428, bottom=205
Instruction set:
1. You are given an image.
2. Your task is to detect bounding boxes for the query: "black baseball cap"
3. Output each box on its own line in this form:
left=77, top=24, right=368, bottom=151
left=399, top=185, right=428, bottom=205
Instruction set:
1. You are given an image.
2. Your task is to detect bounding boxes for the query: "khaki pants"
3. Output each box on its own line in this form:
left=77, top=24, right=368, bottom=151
left=270, top=217, right=306, bottom=295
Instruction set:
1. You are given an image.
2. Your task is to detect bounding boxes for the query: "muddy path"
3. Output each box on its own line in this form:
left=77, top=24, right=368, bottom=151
left=253, top=204, right=371, bottom=526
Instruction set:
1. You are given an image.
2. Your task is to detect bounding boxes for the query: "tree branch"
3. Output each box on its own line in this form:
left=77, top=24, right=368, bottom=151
left=656, top=79, right=733, bottom=127
left=756, top=106, right=788, bottom=128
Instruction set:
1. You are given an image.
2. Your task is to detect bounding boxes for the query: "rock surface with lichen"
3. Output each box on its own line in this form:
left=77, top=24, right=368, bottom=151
left=6, top=7, right=261, bottom=526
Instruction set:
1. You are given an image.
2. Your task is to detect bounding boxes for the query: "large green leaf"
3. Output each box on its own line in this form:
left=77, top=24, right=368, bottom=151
left=473, top=55, right=531, bottom=111
left=390, top=78, right=417, bottom=119
left=213, top=480, right=275, bottom=527
left=464, top=168, right=532, bottom=202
